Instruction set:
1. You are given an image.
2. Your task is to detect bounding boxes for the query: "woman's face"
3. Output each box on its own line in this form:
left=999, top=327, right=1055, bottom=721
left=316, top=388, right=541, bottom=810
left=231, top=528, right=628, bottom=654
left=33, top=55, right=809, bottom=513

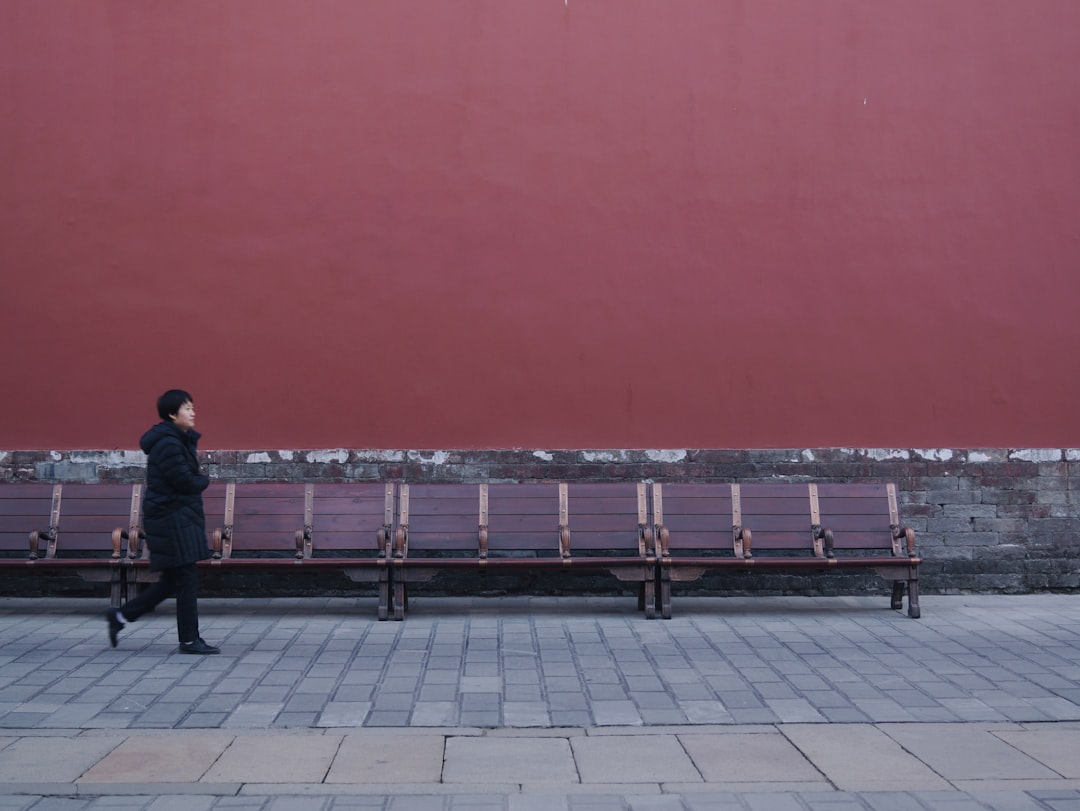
left=171, top=401, right=196, bottom=432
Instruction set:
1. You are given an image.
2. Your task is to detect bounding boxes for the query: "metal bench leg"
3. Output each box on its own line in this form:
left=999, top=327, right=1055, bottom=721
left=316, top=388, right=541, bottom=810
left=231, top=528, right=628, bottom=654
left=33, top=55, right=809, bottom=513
left=110, top=565, right=124, bottom=608
left=637, top=582, right=646, bottom=612
left=890, top=581, right=905, bottom=610
left=643, top=577, right=656, bottom=620
left=656, top=565, right=665, bottom=622
left=393, top=578, right=405, bottom=621
left=907, top=577, right=921, bottom=619
left=378, top=571, right=389, bottom=621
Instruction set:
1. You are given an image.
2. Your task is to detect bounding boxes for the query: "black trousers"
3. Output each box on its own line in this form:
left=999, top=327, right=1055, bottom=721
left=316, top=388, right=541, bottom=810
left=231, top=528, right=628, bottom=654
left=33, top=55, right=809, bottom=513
left=121, top=563, right=201, bottom=644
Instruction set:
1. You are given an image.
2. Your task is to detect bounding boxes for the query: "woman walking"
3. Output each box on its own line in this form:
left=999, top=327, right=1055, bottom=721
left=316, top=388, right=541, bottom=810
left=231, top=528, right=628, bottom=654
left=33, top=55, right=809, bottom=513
left=105, top=389, right=219, bottom=654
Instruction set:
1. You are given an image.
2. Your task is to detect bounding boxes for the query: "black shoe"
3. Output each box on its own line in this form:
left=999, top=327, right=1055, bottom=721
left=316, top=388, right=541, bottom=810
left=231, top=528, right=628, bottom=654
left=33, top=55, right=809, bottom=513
left=105, top=607, right=124, bottom=648
left=178, top=638, right=220, bottom=655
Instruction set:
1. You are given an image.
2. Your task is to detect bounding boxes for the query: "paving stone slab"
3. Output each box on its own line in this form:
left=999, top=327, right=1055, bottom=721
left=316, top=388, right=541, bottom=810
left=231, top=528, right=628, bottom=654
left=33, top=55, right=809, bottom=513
left=0, top=735, right=123, bottom=783
left=677, top=730, right=826, bottom=785
left=202, top=734, right=344, bottom=784
left=879, top=724, right=1061, bottom=782
left=78, top=733, right=235, bottom=783
left=442, top=737, right=578, bottom=785
left=571, top=734, right=701, bottom=784
left=779, top=724, right=951, bottom=792
left=326, top=735, right=444, bottom=784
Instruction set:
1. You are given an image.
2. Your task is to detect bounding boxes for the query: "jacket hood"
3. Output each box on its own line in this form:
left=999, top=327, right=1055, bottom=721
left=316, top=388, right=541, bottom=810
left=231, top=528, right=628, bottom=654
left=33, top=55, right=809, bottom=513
left=140, top=421, right=201, bottom=453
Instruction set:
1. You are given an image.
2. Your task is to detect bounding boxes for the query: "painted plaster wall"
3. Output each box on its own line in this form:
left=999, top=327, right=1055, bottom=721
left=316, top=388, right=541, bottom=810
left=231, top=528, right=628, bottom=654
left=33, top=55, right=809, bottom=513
left=3, top=1, right=1079, bottom=450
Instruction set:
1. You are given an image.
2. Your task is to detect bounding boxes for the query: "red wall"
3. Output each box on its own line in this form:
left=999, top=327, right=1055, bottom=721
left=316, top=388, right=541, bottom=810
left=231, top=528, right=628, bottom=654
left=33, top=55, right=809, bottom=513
left=3, top=1, right=1079, bottom=450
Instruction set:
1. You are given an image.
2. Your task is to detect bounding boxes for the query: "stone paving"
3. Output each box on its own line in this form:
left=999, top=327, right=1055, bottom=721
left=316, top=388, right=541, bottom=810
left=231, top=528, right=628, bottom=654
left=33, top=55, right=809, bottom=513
left=0, top=593, right=1079, bottom=809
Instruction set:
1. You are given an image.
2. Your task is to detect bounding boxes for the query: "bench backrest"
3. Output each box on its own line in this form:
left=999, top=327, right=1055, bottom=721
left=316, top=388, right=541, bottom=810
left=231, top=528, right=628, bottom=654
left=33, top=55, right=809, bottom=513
left=54, top=484, right=137, bottom=556
left=0, top=484, right=61, bottom=558
left=400, top=483, right=489, bottom=557
left=225, top=483, right=306, bottom=558
left=486, top=483, right=562, bottom=556
left=655, top=482, right=815, bottom=557
left=654, top=482, right=904, bottom=558
left=814, top=483, right=904, bottom=555
left=399, top=482, right=648, bottom=559
left=564, top=482, right=648, bottom=556
left=652, top=483, right=736, bottom=557
left=114, top=482, right=392, bottom=562
left=306, top=483, right=394, bottom=558
left=737, top=483, right=817, bottom=553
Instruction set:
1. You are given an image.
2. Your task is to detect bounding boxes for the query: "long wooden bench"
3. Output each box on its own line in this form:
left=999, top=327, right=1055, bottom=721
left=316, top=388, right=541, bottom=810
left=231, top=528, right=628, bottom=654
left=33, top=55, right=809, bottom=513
left=652, top=482, right=921, bottom=619
left=6, top=479, right=922, bottom=621
left=122, top=482, right=393, bottom=618
left=390, top=482, right=657, bottom=619
left=1, top=483, right=136, bottom=604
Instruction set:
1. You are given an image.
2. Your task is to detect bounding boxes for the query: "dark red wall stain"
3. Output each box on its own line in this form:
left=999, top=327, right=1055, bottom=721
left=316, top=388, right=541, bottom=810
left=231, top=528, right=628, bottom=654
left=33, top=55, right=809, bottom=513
left=3, top=1, right=1079, bottom=449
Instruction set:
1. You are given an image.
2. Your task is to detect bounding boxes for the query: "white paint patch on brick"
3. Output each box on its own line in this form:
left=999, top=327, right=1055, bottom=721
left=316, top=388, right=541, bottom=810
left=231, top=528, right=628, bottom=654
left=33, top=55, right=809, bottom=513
left=306, top=450, right=349, bottom=464
left=969, top=452, right=993, bottom=463
left=50, top=451, right=63, bottom=461
left=246, top=452, right=272, bottom=464
left=645, top=449, right=687, bottom=463
left=914, top=448, right=954, bottom=462
left=1010, top=449, right=1061, bottom=463
left=69, top=450, right=145, bottom=466
left=864, top=448, right=909, bottom=461
left=582, top=451, right=622, bottom=463
left=533, top=451, right=554, bottom=462
left=0, top=451, right=8, bottom=463
left=1066, top=449, right=1080, bottom=461
left=407, top=451, right=451, bottom=466
left=354, top=450, right=405, bottom=462
left=278, top=451, right=295, bottom=461
left=801, top=450, right=815, bottom=462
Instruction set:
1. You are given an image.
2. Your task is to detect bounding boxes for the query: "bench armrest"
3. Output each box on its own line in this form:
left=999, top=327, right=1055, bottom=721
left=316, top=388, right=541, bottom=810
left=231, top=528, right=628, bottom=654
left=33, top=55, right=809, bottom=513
left=655, top=524, right=670, bottom=557
left=641, top=525, right=655, bottom=556
left=295, top=526, right=311, bottom=560
left=813, top=524, right=835, bottom=559
left=739, top=526, right=753, bottom=559
left=29, top=528, right=57, bottom=560
left=893, top=525, right=917, bottom=557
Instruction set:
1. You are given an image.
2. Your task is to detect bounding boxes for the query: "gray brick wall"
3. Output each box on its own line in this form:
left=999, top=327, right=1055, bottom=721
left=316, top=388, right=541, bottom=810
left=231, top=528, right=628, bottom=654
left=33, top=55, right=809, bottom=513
left=3, top=447, right=1077, bottom=595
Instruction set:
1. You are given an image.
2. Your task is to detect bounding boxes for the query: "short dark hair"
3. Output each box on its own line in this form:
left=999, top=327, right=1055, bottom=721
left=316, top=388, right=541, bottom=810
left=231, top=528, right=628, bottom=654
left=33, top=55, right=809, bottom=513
left=157, top=389, right=194, bottom=421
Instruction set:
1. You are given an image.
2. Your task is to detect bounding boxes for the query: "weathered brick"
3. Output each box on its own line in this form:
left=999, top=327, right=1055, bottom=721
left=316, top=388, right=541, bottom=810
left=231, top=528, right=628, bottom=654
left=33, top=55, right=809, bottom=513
left=972, top=517, right=1026, bottom=534
left=924, top=516, right=976, bottom=535
left=979, top=488, right=1037, bottom=505
left=687, top=449, right=750, bottom=464
left=1037, top=491, right=1070, bottom=506
left=925, top=490, right=979, bottom=505
left=942, top=504, right=998, bottom=519
left=998, top=503, right=1052, bottom=519
left=942, top=532, right=1000, bottom=547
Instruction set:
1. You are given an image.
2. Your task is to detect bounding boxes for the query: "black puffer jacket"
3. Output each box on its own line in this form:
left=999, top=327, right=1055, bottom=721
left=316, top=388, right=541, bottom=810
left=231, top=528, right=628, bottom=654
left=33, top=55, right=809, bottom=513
left=140, top=421, right=211, bottom=571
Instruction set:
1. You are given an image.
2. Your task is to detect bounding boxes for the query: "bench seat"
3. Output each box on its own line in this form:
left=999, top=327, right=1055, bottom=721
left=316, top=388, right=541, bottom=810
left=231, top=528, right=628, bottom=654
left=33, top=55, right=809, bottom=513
left=124, top=482, right=393, bottom=618
left=390, top=482, right=657, bottom=619
left=1, top=483, right=136, bottom=604
left=653, top=482, right=921, bottom=619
